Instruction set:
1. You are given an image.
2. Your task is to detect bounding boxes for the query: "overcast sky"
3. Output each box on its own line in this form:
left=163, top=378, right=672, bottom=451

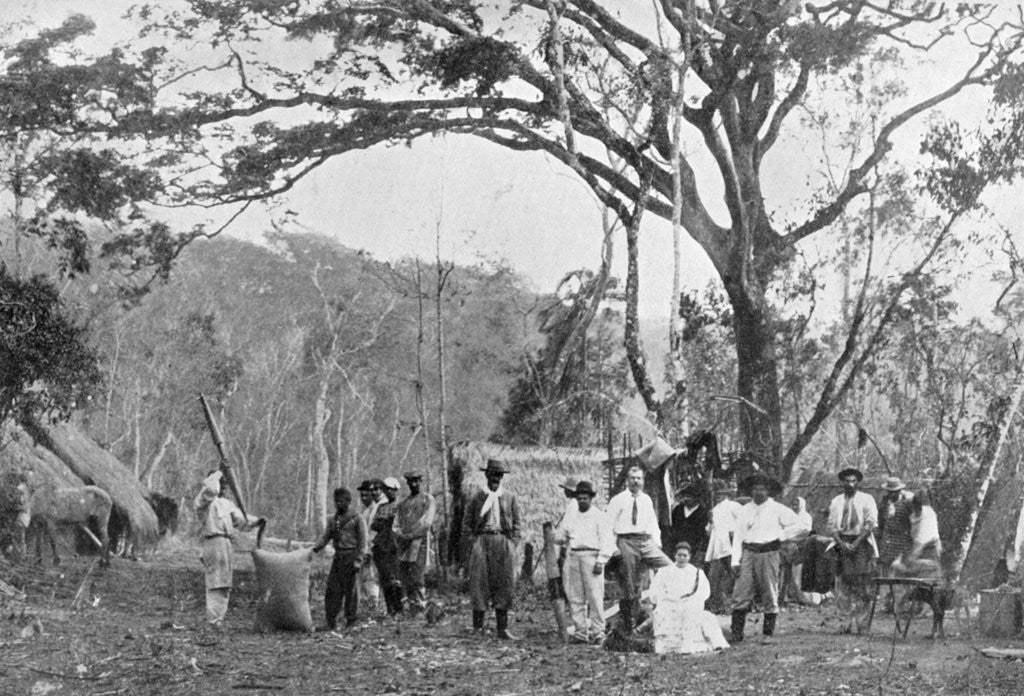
left=10, top=0, right=1023, bottom=328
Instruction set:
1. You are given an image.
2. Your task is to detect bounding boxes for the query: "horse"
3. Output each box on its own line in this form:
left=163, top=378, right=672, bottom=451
left=29, top=485, right=112, bottom=568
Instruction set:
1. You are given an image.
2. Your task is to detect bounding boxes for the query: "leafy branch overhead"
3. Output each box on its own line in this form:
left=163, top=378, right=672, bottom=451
left=102, top=0, right=1024, bottom=476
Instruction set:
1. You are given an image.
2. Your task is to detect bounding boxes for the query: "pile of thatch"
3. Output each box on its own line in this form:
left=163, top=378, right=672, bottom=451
left=448, top=441, right=609, bottom=561
left=18, top=418, right=159, bottom=552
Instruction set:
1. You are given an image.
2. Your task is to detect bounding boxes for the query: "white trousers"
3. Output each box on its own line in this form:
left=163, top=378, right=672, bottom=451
left=564, top=550, right=605, bottom=640
left=205, top=587, right=230, bottom=625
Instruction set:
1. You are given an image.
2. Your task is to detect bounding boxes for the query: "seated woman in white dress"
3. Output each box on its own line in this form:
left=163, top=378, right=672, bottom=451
left=649, top=542, right=730, bottom=654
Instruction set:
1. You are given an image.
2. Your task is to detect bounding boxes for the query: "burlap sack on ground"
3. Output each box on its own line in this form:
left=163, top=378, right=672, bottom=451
left=252, top=548, right=314, bottom=632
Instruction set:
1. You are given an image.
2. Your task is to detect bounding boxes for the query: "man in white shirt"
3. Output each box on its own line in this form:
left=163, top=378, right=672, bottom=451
left=603, top=465, right=670, bottom=633
left=556, top=481, right=611, bottom=644
left=826, top=467, right=878, bottom=634
left=193, top=470, right=262, bottom=628
left=705, top=486, right=743, bottom=613
left=730, top=472, right=810, bottom=643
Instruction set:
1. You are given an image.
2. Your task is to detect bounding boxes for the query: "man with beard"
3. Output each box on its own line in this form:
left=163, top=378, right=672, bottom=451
left=827, top=468, right=878, bottom=634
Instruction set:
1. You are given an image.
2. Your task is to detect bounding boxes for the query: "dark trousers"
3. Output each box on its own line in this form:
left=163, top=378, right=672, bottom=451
left=325, top=550, right=360, bottom=628
left=707, top=556, right=735, bottom=612
left=400, top=559, right=427, bottom=611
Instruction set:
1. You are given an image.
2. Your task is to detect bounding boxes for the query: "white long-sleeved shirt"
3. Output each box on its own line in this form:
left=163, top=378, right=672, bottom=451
left=556, top=505, right=614, bottom=563
left=911, top=506, right=941, bottom=551
left=705, top=498, right=743, bottom=562
left=606, top=489, right=661, bottom=548
left=826, top=490, right=878, bottom=556
left=731, top=498, right=810, bottom=566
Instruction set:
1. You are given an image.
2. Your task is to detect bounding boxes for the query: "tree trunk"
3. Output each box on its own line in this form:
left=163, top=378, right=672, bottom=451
left=723, top=277, right=784, bottom=474
left=624, top=220, right=662, bottom=421
left=311, top=375, right=332, bottom=528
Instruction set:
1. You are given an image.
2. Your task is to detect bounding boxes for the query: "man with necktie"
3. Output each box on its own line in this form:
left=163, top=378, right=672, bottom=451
left=827, top=467, right=878, bottom=634
left=603, top=465, right=670, bottom=634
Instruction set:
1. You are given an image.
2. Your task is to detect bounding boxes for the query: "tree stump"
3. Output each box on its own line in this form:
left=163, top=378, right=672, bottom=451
left=978, top=589, right=1022, bottom=638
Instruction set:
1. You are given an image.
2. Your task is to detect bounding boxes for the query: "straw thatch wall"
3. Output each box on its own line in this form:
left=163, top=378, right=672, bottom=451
left=1, top=423, right=82, bottom=490
left=22, top=418, right=159, bottom=550
left=448, top=441, right=608, bottom=562
left=961, top=475, right=1024, bottom=589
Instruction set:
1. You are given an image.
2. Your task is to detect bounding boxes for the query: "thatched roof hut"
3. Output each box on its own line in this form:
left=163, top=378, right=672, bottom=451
left=1, top=423, right=81, bottom=490
left=21, top=418, right=159, bottom=550
left=960, top=475, right=1024, bottom=589
left=448, top=441, right=609, bottom=562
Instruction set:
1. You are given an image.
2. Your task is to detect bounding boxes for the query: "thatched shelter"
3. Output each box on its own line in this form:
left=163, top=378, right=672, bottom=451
left=448, top=441, right=608, bottom=564
left=21, top=418, right=160, bottom=551
left=961, top=475, right=1024, bottom=589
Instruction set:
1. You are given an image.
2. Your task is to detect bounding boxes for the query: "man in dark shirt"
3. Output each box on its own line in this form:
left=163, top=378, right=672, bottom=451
left=312, top=487, right=368, bottom=630
left=669, top=484, right=709, bottom=565
left=463, top=460, right=521, bottom=639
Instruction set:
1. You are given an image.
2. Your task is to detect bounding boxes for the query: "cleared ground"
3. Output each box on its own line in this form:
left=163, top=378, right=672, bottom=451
left=1, top=549, right=1022, bottom=696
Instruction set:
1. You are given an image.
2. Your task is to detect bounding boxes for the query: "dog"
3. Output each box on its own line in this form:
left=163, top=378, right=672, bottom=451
left=896, top=581, right=971, bottom=639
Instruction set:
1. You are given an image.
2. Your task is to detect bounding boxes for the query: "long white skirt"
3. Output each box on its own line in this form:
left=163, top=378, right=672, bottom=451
left=653, top=602, right=730, bottom=655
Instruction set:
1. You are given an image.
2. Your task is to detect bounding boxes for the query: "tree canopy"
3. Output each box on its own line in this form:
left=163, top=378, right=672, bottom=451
left=103, top=1, right=1023, bottom=477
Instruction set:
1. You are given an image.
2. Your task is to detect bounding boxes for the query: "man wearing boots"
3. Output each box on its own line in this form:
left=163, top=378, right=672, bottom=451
left=604, top=465, right=671, bottom=634
left=463, top=460, right=521, bottom=639
left=827, top=467, right=878, bottom=634
left=393, top=472, right=437, bottom=616
left=729, top=472, right=810, bottom=644
left=372, top=477, right=404, bottom=617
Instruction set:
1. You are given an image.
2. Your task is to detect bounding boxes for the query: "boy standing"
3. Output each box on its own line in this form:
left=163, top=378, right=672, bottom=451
left=313, top=488, right=368, bottom=630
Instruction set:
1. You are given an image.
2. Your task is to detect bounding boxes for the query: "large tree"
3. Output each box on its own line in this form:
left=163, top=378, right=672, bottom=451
left=118, top=1, right=1022, bottom=477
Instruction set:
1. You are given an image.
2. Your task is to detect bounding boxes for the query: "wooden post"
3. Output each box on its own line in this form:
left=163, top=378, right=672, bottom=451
left=543, top=522, right=569, bottom=642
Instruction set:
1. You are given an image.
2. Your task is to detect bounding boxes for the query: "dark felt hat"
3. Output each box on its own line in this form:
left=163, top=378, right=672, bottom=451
left=676, top=482, right=703, bottom=498
left=403, top=472, right=423, bottom=480
left=837, top=467, right=864, bottom=482
left=481, top=460, right=508, bottom=476
left=575, top=480, right=596, bottom=497
left=740, top=471, right=782, bottom=496
left=356, top=479, right=374, bottom=492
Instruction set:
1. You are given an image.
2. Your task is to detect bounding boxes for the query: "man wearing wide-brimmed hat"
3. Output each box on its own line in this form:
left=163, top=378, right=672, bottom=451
left=393, top=472, right=436, bottom=617
left=463, top=460, right=521, bottom=639
left=556, top=480, right=611, bottom=644
left=826, top=467, right=878, bottom=634
left=730, top=471, right=809, bottom=643
left=876, top=476, right=913, bottom=573
left=668, top=483, right=709, bottom=565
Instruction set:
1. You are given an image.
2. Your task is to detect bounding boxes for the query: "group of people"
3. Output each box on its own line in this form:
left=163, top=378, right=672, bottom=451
left=194, top=460, right=945, bottom=648
left=194, top=470, right=436, bottom=631
left=551, top=464, right=945, bottom=652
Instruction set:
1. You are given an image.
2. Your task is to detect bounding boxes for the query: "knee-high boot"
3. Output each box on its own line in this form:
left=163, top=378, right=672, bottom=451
left=730, top=610, right=747, bottom=643
left=496, top=609, right=518, bottom=640
left=472, top=610, right=485, bottom=633
left=763, top=613, right=777, bottom=636
left=618, top=600, right=634, bottom=634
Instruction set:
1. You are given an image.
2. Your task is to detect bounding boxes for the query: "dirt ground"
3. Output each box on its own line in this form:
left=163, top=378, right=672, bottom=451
left=1, top=548, right=1023, bottom=696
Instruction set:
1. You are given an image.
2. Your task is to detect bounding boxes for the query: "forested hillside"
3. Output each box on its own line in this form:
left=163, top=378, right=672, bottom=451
left=37, top=232, right=632, bottom=536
